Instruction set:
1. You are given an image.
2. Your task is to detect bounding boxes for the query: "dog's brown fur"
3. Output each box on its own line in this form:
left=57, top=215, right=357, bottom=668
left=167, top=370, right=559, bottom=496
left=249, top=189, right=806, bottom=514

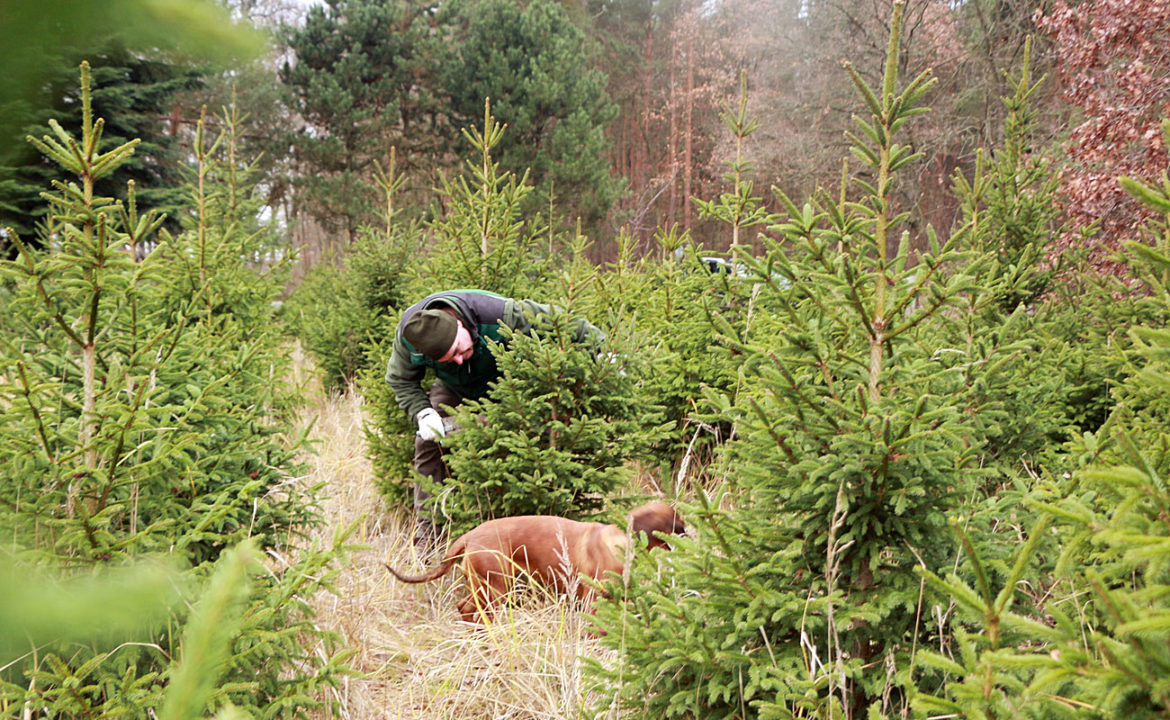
left=387, top=502, right=683, bottom=623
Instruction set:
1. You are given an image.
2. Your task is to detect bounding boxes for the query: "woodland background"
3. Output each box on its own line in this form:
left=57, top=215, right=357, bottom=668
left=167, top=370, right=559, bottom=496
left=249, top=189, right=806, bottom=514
left=9, top=0, right=1168, bottom=271
left=2, top=0, right=1170, bottom=718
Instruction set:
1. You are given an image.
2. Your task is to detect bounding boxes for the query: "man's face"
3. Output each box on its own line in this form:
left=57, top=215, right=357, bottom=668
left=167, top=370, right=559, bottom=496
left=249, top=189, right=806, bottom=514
left=437, top=320, right=474, bottom=365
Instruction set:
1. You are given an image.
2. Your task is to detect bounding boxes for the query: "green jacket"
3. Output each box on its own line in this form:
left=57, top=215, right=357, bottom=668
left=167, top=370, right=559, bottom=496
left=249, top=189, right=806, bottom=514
left=385, top=289, right=604, bottom=419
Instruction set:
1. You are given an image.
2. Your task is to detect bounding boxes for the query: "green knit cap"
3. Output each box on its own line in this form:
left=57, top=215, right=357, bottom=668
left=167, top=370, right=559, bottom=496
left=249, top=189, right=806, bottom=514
left=403, top=308, right=458, bottom=360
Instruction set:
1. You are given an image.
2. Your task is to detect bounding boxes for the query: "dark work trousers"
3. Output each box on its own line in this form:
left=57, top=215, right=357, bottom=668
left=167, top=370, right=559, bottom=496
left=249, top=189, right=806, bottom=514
left=413, top=381, right=463, bottom=530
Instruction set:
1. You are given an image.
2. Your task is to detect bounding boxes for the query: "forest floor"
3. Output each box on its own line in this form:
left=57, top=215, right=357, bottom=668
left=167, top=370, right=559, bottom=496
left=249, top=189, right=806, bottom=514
left=291, top=367, right=622, bottom=720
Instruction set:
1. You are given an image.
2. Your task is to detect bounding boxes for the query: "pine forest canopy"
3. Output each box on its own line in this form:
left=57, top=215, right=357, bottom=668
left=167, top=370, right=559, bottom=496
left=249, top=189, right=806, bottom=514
left=280, top=0, right=622, bottom=242
left=2, top=0, right=1166, bottom=267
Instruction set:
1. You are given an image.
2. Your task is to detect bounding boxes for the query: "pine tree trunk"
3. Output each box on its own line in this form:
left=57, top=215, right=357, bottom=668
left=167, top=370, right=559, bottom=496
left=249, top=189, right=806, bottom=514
left=641, top=22, right=654, bottom=216
left=667, top=48, right=679, bottom=227
left=683, top=23, right=694, bottom=230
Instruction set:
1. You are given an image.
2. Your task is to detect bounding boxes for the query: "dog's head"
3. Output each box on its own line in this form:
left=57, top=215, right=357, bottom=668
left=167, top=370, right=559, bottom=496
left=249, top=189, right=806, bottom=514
left=628, top=501, right=685, bottom=550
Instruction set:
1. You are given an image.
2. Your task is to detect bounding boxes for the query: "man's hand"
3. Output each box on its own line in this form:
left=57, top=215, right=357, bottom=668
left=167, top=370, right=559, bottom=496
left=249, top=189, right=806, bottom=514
left=416, top=408, right=446, bottom=440
left=597, top=350, right=626, bottom=376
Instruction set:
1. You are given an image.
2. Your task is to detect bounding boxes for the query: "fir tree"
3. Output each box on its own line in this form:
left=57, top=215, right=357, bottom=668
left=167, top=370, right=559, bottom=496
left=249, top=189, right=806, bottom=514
left=436, top=272, right=669, bottom=534
left=286, top=147, right=423, bottom=394
left=411, top=101, right=552, bottom=298
left=0, top=47, right=201, bottom=241
left=621, top=71, right=788, bottom=472
left=361, top=103, right=553, bottom=508
left=951, top=38, right=1065, bottom=315
left=943, top=43, right=1078, bottom=480
left=0, top=62, right=353, bottom=720
left=914, top=125, right=1170, bottom=718
left=589, top=6, right=1032, bottom=717
left=441, top=0, right=622, bottom=231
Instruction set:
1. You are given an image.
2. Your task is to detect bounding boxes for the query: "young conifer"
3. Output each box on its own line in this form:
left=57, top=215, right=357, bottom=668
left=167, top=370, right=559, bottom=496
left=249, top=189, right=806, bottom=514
left=413, top=99, right=551, bottom=299
left=915, top=133, right=1170, bottom=717
left=1033, top=148, right=1170, bottom=715
left=632, top=71, right=785, bottom=475
left=0, top=64, right=352, bottom=720
left=364, top=102, right=609, bottom=512
left=590, top=6, right=1034, bottom=717
left=434, top=284, right=669, bottom=533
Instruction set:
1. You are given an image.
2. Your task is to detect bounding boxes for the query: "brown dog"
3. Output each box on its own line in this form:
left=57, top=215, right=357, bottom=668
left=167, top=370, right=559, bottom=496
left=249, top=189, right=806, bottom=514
left=387, top=501, right=683, bottom=623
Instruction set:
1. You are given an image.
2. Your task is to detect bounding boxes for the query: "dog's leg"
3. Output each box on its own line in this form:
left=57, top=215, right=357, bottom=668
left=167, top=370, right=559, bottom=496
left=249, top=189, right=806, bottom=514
left=457, top=570, right=499, bottom=623
left=458, top=550, right=513, bottom=623
left=457, top=591, right=489, bottom=623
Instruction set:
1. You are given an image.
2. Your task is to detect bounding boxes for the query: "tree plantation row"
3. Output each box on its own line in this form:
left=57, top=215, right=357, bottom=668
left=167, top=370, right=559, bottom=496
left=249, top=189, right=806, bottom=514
left=2, top=1, right=1170, bottom=719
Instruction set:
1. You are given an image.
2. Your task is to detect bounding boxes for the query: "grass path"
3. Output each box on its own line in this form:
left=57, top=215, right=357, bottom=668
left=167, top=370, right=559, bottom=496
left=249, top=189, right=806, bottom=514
left=294, top=384, right=620, bottom=720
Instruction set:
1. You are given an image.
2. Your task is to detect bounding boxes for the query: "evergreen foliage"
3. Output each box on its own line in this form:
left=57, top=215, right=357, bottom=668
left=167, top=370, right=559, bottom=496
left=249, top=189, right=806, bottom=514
left=0, top=64, right=352, bottom=719
left=950, top=38, right=1064, bottom=314
left=9, top=8, right=1170, bottom=720
left=289, top=260, right=375, bottom=391
left=613, top=231, right=756, bottom=473
left=359, top=335, right=418, bottom=506
left=943, top=47, right=1083, bottom=478
left=411, top=102, right=553, bottom=298
left=434, top=304, right=668, bottom=535
left=279, top=0, right=622, bottom=240
left=285, top=147, right=423, bottom=394
left=287, top=227, right=420, bottom=393
left=0, top=553, right=179, bottom=661
left=693, top=72, right=779, bottom=253
left=910, top=516, right=1065, bottom=719
left=442, top=0, right=623, bottom=231
left=910, top=145, right=1170, bottom=718
left=358, top=107, right=664, bottom=518
left=622, top=77, right=787, bottom=472
left=1051, top=155, right=1170, bottom=714
left=359, top=105, right=557, bottom=506
left=589, top=8, right=1048, bottom=717
left=0, top=48, right=201, bottom=240
left=286, top=228, right=421, bottom=501
left=280, top=0, right=452, bottom=241
left=0, top=0, right=261, bottom=147
left=159, top=542, right=255, bottom=720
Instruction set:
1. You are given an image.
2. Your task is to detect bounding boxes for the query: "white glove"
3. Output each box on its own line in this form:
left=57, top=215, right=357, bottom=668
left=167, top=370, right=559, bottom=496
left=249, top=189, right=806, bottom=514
left=597, top=351, right=627, bottom=377
left=416, top=408, right=446, bottom=441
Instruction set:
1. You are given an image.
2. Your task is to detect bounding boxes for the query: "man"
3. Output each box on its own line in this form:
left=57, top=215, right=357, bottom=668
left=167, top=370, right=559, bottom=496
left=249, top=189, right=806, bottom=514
left=385, top=289, right=604, bottom=540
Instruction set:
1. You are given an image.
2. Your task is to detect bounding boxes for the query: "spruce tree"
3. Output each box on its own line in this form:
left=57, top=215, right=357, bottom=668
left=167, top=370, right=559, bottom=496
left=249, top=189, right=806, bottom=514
left=1043, top=144, right=1170, bottom=715
left=286, top=147, right=423, bottom=394
left=589, top=7, right=1033, bottom=717
left=626, top=72, right=786, bottom=471
left=361, top=103, right=553, bottom=507
left=0, top=47, right=200, bottom=241
left=0, top=62, right=310, bottom=564
left=436, top=303, right=666, bottom=534
left=913, top=125, right=1170, bottom=718
left=441, top=0, right=622, bottom=231
left=410, top=101, right=553, bottom=299
left=0, top=62, right=352, bottom=720
left=940, top=43, right=1079, bottom=480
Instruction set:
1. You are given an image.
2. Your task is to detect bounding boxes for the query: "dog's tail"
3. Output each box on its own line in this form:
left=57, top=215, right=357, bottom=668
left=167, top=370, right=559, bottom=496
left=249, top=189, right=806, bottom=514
left=385, top=537, right=466, bottom=584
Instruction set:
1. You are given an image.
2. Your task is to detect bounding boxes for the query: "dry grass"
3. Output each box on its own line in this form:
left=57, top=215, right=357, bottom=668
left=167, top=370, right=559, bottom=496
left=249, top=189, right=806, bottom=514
left=291, top=376, right=622, bottom=720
